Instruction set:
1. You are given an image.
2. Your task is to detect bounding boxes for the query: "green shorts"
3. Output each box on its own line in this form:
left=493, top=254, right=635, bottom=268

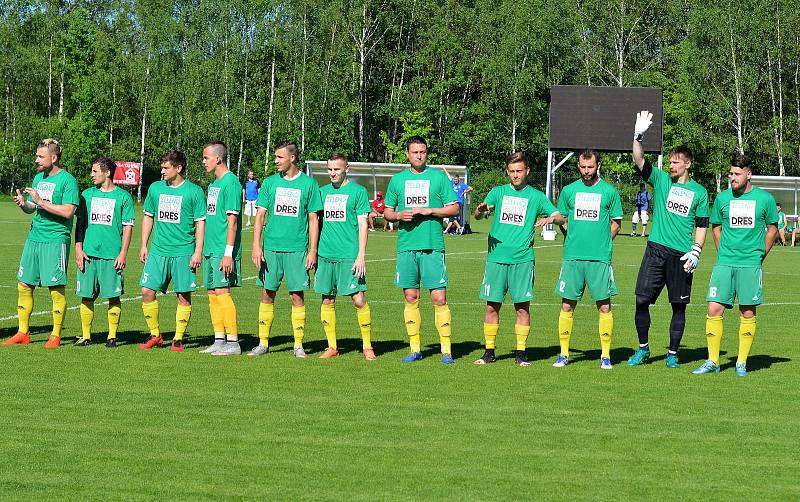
left=76, top=257, right=124, bottom=299
left=203, top=254, right=242, bottom=290
left=395, top=250, right=448, bottom=290
left=257, top=250, right=310, bottom=292
left=480, top=261, right=534, bottom=304
left=140, top=252, right=197, bottom=293
left=18, top=239, right=69, bottom=287
left=555, top=260, right=618, bottom=301
left=706, top=264, right=763, bottom=306
left=314, top=256, right=367, bottom=297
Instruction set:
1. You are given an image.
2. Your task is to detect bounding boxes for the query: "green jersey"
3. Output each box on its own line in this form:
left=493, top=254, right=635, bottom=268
left=318, top=181, right=370, bottom=260
left=203, top=171, right=242, bottom=257
left=778, top=211, right=786, bottom=229
left=711, top=186, right=778, bottom=266
left=77, top=186, right=135, bottom=259
left=644, top=160, right=709, bottom=253
left=484, top=184, right=558, bottom=264
left=256, top=171, right=323, bottom=252
left=143, top=180, right=206, bottom=256
left=557, top=178, right=623, bottom=263
left=385, top=167, right=457, bottom=252
left=26, top=168, right=80, bottom=243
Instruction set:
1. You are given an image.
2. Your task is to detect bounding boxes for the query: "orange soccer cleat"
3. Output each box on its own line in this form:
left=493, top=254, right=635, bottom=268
left=1, top=332, right=31, bottom=345
left=43, top=335, right=61, bottom=349
left=139, top=336, right=163, bottom=349
left=319, top=347, right=339, bottom=359
left=362, top=348, right=376, bottom=361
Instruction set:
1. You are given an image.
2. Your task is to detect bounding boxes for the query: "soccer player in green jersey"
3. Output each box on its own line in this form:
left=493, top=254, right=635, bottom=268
left=3, top=139, right=78, bottom=349
left=552, top=149, right=623, bottom=370
left=776, top=203, right=787, bottom=246
left=473, top=152, right=564, bottom=366
left=74, top=157, right=135, bottom=348
left=627, top=111, right=710, bottom=368
left=199, top=141, right=243, bottom=356
left=138, top=150, right=206, bottom=351
left=250, top=141, right=322, bottom=358
left=315, top=153, right=375, bottom=360
left=693, top=153, right=778, bottom=377
left=384, top=136, right=459, bottom=364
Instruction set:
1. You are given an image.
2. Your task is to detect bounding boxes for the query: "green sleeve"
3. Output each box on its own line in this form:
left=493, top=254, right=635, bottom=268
left=696, top=188, right=710, bottom=218
left=710, top=196, right=722, bottom=225
left=193, top=186, right=207, bottom=220
left=484, top=187, right=498, bottom=208
left=609, top=187, right=623, bottom=219
left=76, top=190, right=89, bottom=223
left=556, top=186, right=570, bottom=216
left=256, top=178, right=270, bottom=209
left=121, top=192, right=135, bottom=225
left=306, top=179, right=323, bottom=213
left=143, top=188, right=156, bottom=215
left=223, top=179, right=242, bottom=213
left=355, top=186, right=370, bottom=215
left=385, top=177, right=399, bottom=208
left=539, top=192, right=559, bottom=217
left=764, top=194, right=779, bottom=225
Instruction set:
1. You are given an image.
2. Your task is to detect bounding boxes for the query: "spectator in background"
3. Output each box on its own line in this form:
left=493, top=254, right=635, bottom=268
left=369, top=191, right=391, bottom=231
left=777, top=203, right=787, bottom=246
left=243, top=169, right=260, bottom=227
left=442, top=167, right=473, bottom=233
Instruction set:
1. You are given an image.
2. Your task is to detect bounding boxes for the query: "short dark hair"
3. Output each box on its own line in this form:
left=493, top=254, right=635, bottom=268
left=160, top=150, right=188, bottom=175
left=777, top=202, right=782, bottom=208
left=578, top=149, right=600, bottom=165
left=506, top=151, right=528, bottom=167
left=406, top=136, right=427, bottom=150
left=669, top=146, right=693, bottom=163
left=38, top=138, right=61, bottom=161
left=276, top=140, right=299, bottom=161
left=731, top=152, right=753, bottom=171
left=328, top=152, right=348, bottom=162
left=92, top=156, right=116, bottom=175
left=639, top=182, right=646, bottom=189
left=204, top=141, right=228, bottom=163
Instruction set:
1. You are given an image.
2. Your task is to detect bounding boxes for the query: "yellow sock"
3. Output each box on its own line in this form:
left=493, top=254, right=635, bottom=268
left=50, top=287, right=66, bottom=339
left=17, top=284, right=33, bottom=333
left=356, top=303, right=372, bottom=349
left=79, top=299, right=94, bottom=340
left=321, top=303, right=337, bottom=350
left=515, top=324, right=530, bottom=351
left=404, top=299, right=421, bottom=353
left=174, top=304, right=192, bottom=341
left=599, top=311, right=613, bottom=358
left=208, top=293, right=225, bottom=338
left=107, top=303, right=121, bottom=340
left=258, top=302, right=274, bottom=347
left=291, top=305, right=306, bottom=347
left=483, top=322, right=499, bottom=349
left=737, top=316, right=756, bottom=365
left=142, top=300, right=160, bottom=337
left=706, top=315, right=724, bottom=364
left=558, top=310, right=573, bottom=356
left=434, top=304, right=452, bottom=354
left=217, top=293, right=238, bottom=342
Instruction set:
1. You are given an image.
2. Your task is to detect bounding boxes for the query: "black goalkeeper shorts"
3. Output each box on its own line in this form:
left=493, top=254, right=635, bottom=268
left=635, top=241, right=694, bottom=304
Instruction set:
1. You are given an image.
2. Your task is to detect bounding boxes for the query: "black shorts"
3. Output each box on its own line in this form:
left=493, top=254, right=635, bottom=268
left=635, top=242, right=694, bottom=304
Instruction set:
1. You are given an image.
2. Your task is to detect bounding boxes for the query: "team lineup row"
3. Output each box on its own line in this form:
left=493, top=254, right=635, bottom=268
left=3, top=112, right=778, bottom=375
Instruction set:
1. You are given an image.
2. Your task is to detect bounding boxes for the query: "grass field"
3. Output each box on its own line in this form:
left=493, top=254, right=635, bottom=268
left=0, top=197, right=799, bottom=500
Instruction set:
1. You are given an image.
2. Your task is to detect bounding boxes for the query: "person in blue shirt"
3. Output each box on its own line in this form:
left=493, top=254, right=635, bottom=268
left=242, top=169, right=260, bottom=227
left=631, top=182, right=652, bottom=237
left=442, top=167, right=473, bottom=234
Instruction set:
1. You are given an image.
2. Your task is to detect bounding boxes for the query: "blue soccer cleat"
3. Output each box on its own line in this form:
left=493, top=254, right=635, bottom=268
left=665, top=353, right=680, bottom=369
left=552, top=355, right=569, bottom=368
left=735, top=362, right=747, bottom=377
left=402, top=351, right=423, bottom=363
left=600, top=357, right=613, bottom=370
left=441, top=353, right=455, bottom=364
left=692, top=360, right=720, bottom=374
left=627, top=347, right=651, bottom=366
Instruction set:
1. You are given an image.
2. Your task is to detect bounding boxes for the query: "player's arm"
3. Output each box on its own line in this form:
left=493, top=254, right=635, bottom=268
left=610, top=218, right=622, bottom=239
left=415, top=202, right=459, bottom=218
left=441, top=165, right=452, bottom=180
left=384, top=206, right=405, bottom=222
left=191, top=219, right=205, bottom=271
left=679, top=218, right=709, bottom=274
left=23, top=188, right=77, bottom=219
left=114, top=224, right=133, bottom=270
left=251, top=207, right=267, bottom=268
left=139, top=213, right=154, bottom=263
left=711, top=224, right=721, bottom=250
left=764, top=223, right=779, bottom=258
left=74, top=203, right=88, bottom=271
left=474, top=202, right=495, bottom=220
left=353, top=215, right=368, bottom=278
left=306, top=211, right=319, bottom=270
left=220, top=213, right=238, bottom=277
left=14, top=189, right=36, bottom=214
left=536, top=211, right=566, bottom=227
left=632, top=111, right=653, bottom=171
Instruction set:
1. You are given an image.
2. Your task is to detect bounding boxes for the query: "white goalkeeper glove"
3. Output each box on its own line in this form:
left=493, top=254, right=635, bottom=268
left=680, top=243, right=702, bottom=273
left=634, top=111, right=653, bottom=141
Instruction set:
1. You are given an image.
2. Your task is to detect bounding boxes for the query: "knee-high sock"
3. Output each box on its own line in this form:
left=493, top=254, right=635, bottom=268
left=434, top=304, right=452, bottom=354
left=208, top=293, right=225, bottom=340
left=515, top=324, right=530, bottom=351
left=599, top=311, right=613, bottom=358
left=50, top=287, right=66, bottom=339
left=258, top=302, right=274, bottom=347
left=174, top=304, right=192, bottom=341
left=217, top=293, right=238, bottom=342
left=291, top=305, right=306, bottom=347
left=356, top=303, right=372, bottom=349
left=404, top=300, right=421, bottom=353
left=107, top=303, right=121, bottom=340
left=705, top=315, right=724, bottom=364
left=558, top=311, right=573, bottom=356
left=484, top=322, right=499, bottom=349
left=142, top=300, right=160, bottom=337
left=737, top=316, right=756, bottom=364
left=79, top=299, right=94, bottom=340
left=17, top=284, right=33, bottom=333
left=634, top=299, right=651, bottom=346
left=321, top=303, right=337, bottom=350
left=668, top=303, right=687, bottom=353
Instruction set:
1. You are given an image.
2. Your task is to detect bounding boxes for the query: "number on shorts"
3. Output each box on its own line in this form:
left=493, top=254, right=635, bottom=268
left=709, top=286, right=717, bottom=298
left=142, top=272, right=149, bottom=283
left=17, top=266, right=23, bottom=278
left=483, top=284, right=490, bottom=297
left=76, top=280, right=80, bottom=291
left=559, top=281, right=566, bottom=293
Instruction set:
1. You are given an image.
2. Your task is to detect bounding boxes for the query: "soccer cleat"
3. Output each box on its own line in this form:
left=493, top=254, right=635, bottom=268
left=600, top=357, right=613, bottom=370
left=665, top=353, right=679, bottom=368
left=552, top=355, right=569, bottom=368
left=735, top=362, right=748, bottom=377
left=105, top=338, right=118, bottom=348
left=473, top=349, right=497, bottom=365
left=692, top=360, right=720, bottom=374
left=138, top=336, right=163, bottom=349
left=247, top=344, right=269, bottom=357
left=2, top=332, right=31, bottom=345
left=402, top=351, right=423, bottom=363
left=630, top=231, right=636, bottom=237
left=73, top=338, right=92, bottom=347
left=514, top=350, right=531, bottom=367
left=44, top=336, right=61, bottom=349
left=293, top=346, right=308, bottom=359
left=319, top=347, right=339, bottom=359
left=212, top=342, right=242, bottom=356
left=362, top=348, right=376, bottom=361
left=170, top=340, right=185, bottom=352
left=441, top=353, right=455, bottom=364
left=199, top=339, right=226, bottom=354
left=626, top=347, right=651, bottom=366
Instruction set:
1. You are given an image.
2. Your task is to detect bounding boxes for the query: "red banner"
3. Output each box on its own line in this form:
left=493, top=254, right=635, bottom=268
left=113, top=161, right=141, bottom=186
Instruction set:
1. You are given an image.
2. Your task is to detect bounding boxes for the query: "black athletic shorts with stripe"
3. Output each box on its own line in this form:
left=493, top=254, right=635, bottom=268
left=635, top=241, right=693, bottom=304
